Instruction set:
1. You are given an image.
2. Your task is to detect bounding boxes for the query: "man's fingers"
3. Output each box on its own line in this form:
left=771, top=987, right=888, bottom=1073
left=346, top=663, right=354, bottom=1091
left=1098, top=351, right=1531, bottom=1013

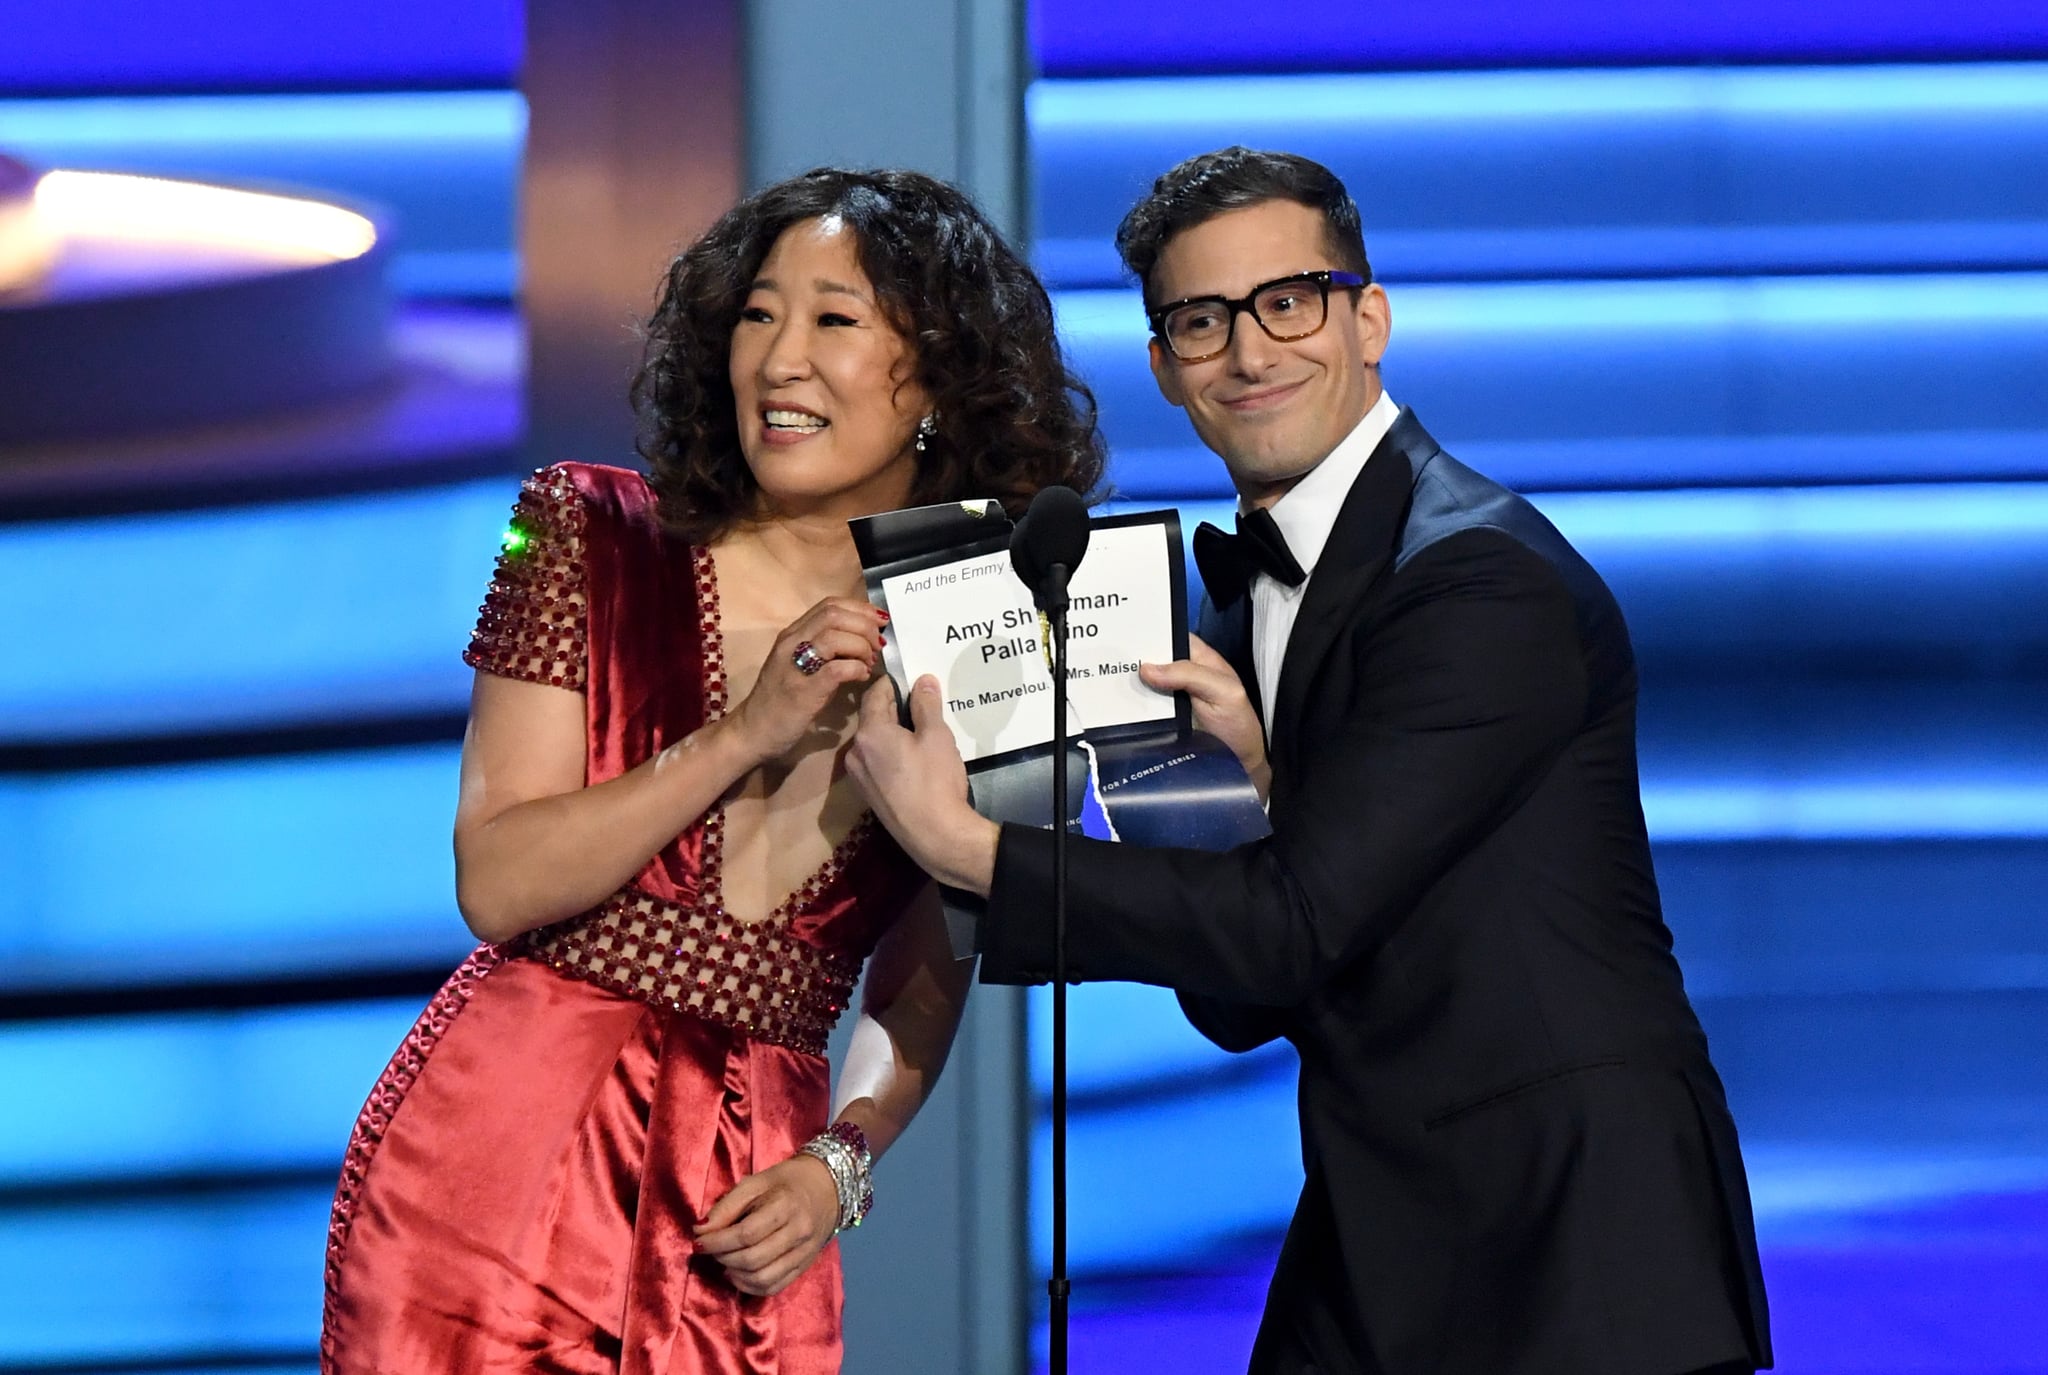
left=857, top=675, right=902, bottom=731
left=1186, top=633, right=1229, bottom=671
left=1138, top=659, right=1193, bottom=691
left=907, top=674, right=948, bottom=734
left=1140, top=658, right=1235, bottom=704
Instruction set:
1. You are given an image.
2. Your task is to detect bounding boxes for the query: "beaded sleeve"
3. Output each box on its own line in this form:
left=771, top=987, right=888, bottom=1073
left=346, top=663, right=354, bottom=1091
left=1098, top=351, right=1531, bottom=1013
left=462, top=465, right=589, bottom=691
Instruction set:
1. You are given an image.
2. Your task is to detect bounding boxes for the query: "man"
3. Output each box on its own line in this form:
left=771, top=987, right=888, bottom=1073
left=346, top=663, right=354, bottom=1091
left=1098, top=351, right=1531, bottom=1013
left=849, top=147, right=1770, bottom=1375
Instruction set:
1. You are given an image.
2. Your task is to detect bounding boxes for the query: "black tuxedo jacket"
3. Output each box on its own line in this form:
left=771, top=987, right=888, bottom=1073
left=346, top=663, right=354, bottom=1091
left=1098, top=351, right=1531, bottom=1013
left=982, top=412, right=1771, bottom=1375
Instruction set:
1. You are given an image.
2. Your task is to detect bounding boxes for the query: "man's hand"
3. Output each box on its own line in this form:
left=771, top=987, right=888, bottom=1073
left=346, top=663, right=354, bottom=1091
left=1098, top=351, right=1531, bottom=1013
left=695, top=1155, right=840, bottom=1296
left=1139, top=634, right=1271, bottom=802
left=847, top=675, right=998, bottom=895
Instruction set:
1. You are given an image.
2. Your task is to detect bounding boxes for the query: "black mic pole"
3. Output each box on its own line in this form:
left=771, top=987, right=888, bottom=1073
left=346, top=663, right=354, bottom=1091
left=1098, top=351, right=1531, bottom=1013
left=1045, top=559, right=1072, bottom=1375
left=1010, top=484, right=1088, bottom=1374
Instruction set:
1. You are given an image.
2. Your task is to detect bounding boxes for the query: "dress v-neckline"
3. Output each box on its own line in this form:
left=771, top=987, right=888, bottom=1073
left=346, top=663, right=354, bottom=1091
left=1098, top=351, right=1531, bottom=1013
left=691, top=544, right=874, bottom=928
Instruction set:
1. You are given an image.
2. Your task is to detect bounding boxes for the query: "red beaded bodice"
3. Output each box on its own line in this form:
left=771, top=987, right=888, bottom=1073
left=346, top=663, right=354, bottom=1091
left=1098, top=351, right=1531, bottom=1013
left=522, top=883, right=864, bottom=1056
left=462, top=463, right=924, bottom=1056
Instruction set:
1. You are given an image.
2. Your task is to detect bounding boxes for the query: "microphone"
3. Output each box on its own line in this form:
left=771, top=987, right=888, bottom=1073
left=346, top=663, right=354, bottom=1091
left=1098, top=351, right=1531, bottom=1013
left=1010, top=484, right=1091, bottom=612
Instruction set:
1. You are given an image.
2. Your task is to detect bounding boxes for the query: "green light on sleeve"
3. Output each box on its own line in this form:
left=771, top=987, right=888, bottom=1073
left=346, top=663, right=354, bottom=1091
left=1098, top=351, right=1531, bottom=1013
left=501, top=522, right=530, bottom=556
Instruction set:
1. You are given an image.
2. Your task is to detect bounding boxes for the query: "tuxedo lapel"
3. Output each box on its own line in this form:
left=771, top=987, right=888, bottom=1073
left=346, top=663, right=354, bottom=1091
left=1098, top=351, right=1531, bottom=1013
left=1270, top=410, right=1439, bottom=766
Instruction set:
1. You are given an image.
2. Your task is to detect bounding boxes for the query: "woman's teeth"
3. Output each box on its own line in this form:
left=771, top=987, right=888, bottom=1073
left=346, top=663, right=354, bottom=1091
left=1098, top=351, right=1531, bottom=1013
left=765, top=410, right=827, bottom=430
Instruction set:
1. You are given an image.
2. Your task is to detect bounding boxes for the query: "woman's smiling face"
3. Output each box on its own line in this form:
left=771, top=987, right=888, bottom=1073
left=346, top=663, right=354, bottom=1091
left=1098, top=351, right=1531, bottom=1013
left=728, top=215, right=931, bottom=521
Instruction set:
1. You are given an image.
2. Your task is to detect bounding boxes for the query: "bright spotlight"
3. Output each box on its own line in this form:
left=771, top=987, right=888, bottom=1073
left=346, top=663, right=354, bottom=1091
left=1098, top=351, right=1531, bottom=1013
left=32, top=168, right=378, bottom=265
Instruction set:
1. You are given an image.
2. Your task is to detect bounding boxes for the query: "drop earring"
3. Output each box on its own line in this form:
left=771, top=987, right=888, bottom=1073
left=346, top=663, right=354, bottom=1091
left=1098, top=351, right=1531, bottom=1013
left=914, top=414, right=936, bottom=455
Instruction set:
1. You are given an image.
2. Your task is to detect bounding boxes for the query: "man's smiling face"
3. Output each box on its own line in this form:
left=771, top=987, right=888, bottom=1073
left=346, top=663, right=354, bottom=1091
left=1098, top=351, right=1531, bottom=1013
left=1146, top=199, right=1390, bottom=508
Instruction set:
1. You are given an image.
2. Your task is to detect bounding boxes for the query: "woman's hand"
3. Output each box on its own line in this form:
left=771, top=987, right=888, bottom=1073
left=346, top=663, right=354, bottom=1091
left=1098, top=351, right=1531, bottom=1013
left=1139, top=634, right=1271, bottom=802
left=725, top=597, right=887, bottom=764
left=695, top=1154, right=842, bottom=1296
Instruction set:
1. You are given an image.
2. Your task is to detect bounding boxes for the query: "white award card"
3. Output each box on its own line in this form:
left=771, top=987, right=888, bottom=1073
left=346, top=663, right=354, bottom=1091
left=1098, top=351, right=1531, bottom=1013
left=880, top=521, right=1178, bottom=765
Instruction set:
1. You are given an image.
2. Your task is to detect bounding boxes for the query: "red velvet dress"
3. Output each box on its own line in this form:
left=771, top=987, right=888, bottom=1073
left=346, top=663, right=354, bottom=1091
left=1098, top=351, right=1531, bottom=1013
left=320, top=464, right=927, bottom=1374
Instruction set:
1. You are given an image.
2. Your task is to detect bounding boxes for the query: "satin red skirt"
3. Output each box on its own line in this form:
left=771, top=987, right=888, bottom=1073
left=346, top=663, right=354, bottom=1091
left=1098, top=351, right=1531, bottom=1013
left=322, top=951, right=843, bottom=1374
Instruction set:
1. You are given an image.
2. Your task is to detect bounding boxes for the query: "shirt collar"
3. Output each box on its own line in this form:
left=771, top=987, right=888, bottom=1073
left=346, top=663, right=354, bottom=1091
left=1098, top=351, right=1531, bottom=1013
left=1255, top=389, right=1400, bottom=582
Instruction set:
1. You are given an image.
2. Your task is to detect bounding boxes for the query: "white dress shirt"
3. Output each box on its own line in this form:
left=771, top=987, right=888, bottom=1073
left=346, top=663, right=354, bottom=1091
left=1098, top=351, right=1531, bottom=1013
left=1249, top=389, right=1401, bottom=737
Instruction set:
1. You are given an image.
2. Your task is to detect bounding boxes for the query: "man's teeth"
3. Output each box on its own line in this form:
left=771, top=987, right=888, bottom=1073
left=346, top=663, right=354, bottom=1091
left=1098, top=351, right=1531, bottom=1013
left=765, top=410, right=827, bottom=430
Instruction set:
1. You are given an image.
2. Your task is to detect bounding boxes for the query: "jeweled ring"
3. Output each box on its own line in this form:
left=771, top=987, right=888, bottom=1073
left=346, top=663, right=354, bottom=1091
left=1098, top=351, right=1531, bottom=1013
left=791, top=640, right=827, bottom=676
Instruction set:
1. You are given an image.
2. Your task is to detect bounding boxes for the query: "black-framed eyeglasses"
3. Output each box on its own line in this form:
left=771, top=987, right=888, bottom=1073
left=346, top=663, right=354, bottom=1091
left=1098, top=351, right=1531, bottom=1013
left=1147, top=269, right=1367, bottom=363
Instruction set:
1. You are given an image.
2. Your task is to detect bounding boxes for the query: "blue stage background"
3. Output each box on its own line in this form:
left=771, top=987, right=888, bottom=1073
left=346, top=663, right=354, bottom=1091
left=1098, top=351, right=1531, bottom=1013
left=2, top=2, right=2045, bottom=1370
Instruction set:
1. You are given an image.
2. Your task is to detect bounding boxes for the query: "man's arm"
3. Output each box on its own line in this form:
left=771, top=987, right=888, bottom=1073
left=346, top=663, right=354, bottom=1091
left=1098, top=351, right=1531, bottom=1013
left=853, top=528, right=1587, bottom=1005
left=1175, top=991, right=1290, bottom=1052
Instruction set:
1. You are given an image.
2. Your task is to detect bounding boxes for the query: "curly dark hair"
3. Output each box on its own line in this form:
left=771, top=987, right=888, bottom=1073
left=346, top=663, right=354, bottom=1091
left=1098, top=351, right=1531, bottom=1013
left=1115, top=147, right=1372, bottom=309
left=632, top=167, right=1106, bottom=543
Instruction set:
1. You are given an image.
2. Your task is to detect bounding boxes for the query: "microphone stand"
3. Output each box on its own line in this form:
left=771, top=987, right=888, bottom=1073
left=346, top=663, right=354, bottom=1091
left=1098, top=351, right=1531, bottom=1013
left=1043, top=561, right=1073, bottom=1375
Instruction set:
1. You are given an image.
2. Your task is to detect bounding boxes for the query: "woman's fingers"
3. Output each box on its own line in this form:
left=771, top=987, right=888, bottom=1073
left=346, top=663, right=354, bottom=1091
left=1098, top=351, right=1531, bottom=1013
left=791, top=627, right=879, bottom=674
left=813, top=594, right=887, bottom=623
left=730, top=600, right=890, bottom=760
left=697, top=1160, right=838, bottom=1295
left=791, top=598, right=887, bottom=655
left=723, top=1208, right=829, bottom=1295
left=697, top=1174, right=775, bottom=1245
left=701, top=1203, right=793, bottom=1263
left=715, top=1217, right=810, bottom=1279
left=774, top=597, right=889, bottom=681
left=734, top=1252, right=811, bottom=1296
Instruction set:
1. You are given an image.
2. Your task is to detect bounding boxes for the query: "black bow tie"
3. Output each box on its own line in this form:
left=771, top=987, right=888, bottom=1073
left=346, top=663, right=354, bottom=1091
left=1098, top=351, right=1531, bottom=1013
left=1193, top=507, right=1308, bottom=609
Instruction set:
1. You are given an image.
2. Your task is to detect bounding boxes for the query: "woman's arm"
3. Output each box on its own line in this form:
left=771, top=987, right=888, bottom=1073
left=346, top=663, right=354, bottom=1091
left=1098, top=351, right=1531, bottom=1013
left=693, top=885, right=974, bottom=1294
left=453, top=596, right=885, bottom=943
left=831, top=884, right=977, bottom=1156
left=452, top=672, right=758, bottom=942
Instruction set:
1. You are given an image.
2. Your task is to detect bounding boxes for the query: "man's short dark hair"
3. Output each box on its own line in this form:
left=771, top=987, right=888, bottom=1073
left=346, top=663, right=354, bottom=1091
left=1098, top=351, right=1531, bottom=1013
left=1114, top=147, right=1371, bottom=307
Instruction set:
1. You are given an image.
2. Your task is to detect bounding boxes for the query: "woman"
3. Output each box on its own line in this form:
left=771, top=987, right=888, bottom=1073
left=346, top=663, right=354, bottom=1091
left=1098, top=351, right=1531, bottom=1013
left=320, top=168, right=1104, bottom=1373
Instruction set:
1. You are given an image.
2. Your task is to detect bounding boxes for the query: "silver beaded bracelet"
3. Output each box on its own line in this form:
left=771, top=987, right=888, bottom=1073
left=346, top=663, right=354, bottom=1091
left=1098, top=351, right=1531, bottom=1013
left=799, top=1120, right=874, bottom=1232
